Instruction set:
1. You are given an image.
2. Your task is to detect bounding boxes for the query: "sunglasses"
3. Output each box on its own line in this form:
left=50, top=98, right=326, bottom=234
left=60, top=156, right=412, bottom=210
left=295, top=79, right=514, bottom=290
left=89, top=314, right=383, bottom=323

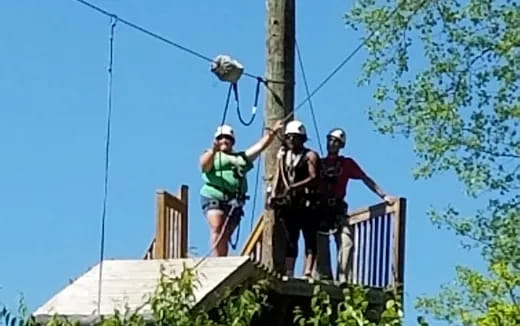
left=285, top=134, right=303, bottom=140
left=217, top=135, right=234, bottom=142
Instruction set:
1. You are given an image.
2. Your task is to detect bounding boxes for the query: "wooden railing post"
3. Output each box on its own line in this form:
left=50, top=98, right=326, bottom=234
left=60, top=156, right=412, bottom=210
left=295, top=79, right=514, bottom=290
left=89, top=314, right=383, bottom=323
left=154, top=190, right=167, bottom=259
left=393, top=198, right=407, bottom=286
left=180, top=185, right=189, bottom=258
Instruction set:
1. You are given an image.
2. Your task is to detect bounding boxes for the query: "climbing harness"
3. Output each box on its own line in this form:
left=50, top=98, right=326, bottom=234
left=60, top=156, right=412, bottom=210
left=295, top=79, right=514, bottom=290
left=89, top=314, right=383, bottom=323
left=318, top=159, right=348, bottom=235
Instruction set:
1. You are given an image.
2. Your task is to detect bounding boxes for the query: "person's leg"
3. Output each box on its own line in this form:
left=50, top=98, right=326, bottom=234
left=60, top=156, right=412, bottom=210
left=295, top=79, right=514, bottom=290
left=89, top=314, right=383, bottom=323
left=336, top=222, right=354, bottom=284
left=203, top=197, right=232, bottom=256
left=316, top=229, right=333, bottom=280
left=206, top=208, right=229, bottom=256
left=301, top=212, right=318, bottom=277
left=284, top=211, right=299, bottom=277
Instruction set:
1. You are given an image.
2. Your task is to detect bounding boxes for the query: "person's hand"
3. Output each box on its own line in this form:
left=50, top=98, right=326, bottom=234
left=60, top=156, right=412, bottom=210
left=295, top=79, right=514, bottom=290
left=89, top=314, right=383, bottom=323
left=272, top=120, right=284, bottom=133
left=266, top=120, right=284, bottom=136
left=211, top=139, right=219, bottom=152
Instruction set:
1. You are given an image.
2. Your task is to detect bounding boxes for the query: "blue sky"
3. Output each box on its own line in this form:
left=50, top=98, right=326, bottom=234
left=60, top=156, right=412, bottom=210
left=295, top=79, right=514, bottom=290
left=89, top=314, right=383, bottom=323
left=0, top=1, right=484, bottom=325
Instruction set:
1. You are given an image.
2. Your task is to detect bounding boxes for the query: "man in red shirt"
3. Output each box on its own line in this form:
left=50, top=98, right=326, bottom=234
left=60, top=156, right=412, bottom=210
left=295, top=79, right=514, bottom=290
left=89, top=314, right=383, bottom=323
left=316, top=128, right=395, bottom=284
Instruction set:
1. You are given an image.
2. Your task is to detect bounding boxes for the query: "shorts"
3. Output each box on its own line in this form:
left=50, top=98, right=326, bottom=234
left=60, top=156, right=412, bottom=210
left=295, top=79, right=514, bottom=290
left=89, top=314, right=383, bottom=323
left=201, top=196, right=244, bottom=226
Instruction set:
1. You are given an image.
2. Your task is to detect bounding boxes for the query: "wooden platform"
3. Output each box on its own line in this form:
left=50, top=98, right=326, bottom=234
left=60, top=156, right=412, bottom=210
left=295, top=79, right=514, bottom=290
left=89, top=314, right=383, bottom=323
left=33, top=256, right=347, bottom=324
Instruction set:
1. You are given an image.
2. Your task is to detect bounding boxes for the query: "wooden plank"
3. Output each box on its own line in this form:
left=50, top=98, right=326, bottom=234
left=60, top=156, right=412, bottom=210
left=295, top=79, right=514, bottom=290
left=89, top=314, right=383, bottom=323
left=384, top=214, right=391, bottom=286
left=163, top=194, right=185, bottom=212
left=395, top=198, right=407, bottom=285
left=241, top=215, right=265, bottom=255
left=391, top=202, right=398, bottom=286
left=180, top=185, right=189, bottom=258
left=348, top=201, right=397, bottom=225
left=154, top=190, right=166, bottom=259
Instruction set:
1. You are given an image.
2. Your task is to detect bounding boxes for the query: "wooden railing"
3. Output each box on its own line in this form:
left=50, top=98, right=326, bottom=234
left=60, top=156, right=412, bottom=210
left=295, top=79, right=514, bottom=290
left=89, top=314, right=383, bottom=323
left=144, top=186, right=189, bottom=259
left=241, top=198, right=407, bottom=288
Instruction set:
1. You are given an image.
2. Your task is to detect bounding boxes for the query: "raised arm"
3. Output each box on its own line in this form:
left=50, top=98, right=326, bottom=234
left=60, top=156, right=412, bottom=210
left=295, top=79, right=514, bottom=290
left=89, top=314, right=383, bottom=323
left=289, top=150, right=319, bottom=190
left=199, top=141, right=218, bottom=172
left=245, top=120, right=284, bottom=161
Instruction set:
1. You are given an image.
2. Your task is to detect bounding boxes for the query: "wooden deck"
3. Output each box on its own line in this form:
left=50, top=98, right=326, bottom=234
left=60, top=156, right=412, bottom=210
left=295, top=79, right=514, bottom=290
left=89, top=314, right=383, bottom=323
left=33, top=256, right=355, bottom=324
left=34, top=186, right=406, bottom=324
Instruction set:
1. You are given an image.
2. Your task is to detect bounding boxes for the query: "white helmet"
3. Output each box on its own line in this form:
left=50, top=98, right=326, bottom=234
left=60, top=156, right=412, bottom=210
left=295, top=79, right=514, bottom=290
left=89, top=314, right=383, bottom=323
left=214, top=124, right=235, bottom=141
left=327, top=128, right=346, bottom=147
left=284, top=120, right=307, bottom=136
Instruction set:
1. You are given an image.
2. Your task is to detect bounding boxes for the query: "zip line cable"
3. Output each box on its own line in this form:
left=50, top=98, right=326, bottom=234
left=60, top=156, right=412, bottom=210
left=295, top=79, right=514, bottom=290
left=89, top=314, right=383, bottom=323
left=96, top=15, right=117, bottom=315
left=73, top=0, right=275, bottom=83
left=285, top=4, right=403, bottom=122
left=295, top=40, right=323, bottom=156
left=74, top=0, right=212, bottom=63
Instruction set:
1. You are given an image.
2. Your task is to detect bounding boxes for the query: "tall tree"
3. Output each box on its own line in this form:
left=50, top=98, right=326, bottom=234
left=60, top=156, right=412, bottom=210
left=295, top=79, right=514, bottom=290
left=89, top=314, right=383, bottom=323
left=345, top=0, right=519, bottom=324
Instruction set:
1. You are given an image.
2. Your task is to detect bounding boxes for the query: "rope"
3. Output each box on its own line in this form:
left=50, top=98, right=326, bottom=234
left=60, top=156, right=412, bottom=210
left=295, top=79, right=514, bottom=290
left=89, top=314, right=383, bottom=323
left=229, top=219, right=240, bottom=250
left=220, top=83, right=233, bottom=126
left=74, top=0, right=213, bottom=63
left=233, top=78, right=262, bottom=127
left=279, top=4, right=403, bottom=124
left=248, top=121, right=266, bottom=233
left=72, top=0, right=285, bottom=84
left=295, top=40, right=323, bottom=156
left=249, top=151, right=262, bottom=233
left=96, top=15, right=117, bottom=315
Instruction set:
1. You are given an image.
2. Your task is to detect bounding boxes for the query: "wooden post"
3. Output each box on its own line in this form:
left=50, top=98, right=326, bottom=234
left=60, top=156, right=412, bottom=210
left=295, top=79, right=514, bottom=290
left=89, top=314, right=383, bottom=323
left=180, top=185, right=189, bottom=258
left=392, top=198, right=407, bottom=286
left=261, top=0, right=296, bottom=273
left=154, top=190, right=167, bottom=259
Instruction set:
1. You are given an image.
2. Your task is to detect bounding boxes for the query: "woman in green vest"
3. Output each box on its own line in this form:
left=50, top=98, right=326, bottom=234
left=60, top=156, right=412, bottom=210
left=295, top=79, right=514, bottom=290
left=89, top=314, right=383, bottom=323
left=200, top=121, right=283, bottom=256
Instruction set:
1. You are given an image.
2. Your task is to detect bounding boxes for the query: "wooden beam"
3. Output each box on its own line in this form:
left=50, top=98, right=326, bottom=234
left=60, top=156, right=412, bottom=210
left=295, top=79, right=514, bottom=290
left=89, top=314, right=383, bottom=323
left=241, top=215, right=265, bottom=255
left=154, top=190, right=167, bottom=259
left=180, top=185, right=189, bottom=258
left=394, top=198, right=406, bottom=285
left=261, top=0, right=296, bottom=273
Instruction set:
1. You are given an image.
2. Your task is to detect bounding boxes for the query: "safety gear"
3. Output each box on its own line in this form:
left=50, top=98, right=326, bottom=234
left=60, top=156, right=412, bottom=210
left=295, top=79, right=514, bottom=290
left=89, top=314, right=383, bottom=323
left=327, top=128, right=346, bottom=147
left=214, top=124, right=235, bottom=140
left=211, top=55, right=244, bottom=84
left=284, top=120, right=307, bottom=136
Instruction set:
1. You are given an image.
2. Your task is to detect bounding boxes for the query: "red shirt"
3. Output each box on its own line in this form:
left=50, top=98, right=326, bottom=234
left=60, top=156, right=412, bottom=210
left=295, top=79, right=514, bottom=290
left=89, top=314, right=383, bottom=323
left=320, top=156, right=366, bottom=199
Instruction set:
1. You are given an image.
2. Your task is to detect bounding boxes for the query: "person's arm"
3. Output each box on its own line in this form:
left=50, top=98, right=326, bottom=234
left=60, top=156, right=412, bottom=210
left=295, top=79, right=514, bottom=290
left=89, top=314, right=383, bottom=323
left=199, top=141, right=218, bottom=172
left=360, top=174, right=396, bottom=204
left=289, top=150, right=319, bottom=190
left=349, top=158, right=395, bottom=204
left=245, top=120, right=284, bottom=161
left=361, top=174, right=386, bottom=199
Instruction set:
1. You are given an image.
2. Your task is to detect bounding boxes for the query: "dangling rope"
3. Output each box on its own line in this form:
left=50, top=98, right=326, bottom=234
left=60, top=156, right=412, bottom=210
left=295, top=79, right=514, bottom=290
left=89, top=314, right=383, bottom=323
left=232, top=77, right=262, bottom=126
left=220, top=83, right=233, bottom=126
left=97, top=15, right=117, bottom=315
left=249, top=149, right=262, bottom=233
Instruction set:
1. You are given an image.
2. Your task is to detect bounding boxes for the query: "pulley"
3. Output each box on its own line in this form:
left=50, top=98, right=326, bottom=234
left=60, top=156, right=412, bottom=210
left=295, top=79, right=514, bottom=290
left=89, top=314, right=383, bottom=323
left=211, top=54, right=244, bottom=83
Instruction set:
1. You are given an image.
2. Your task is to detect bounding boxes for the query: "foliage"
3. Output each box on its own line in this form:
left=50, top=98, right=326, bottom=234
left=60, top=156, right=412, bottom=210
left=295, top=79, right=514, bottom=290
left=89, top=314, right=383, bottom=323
left=0, top=265, right=268, bottom=326
left=294, top=285, right=404, bottom=326
left=345, top=0, right=519, bottom=324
